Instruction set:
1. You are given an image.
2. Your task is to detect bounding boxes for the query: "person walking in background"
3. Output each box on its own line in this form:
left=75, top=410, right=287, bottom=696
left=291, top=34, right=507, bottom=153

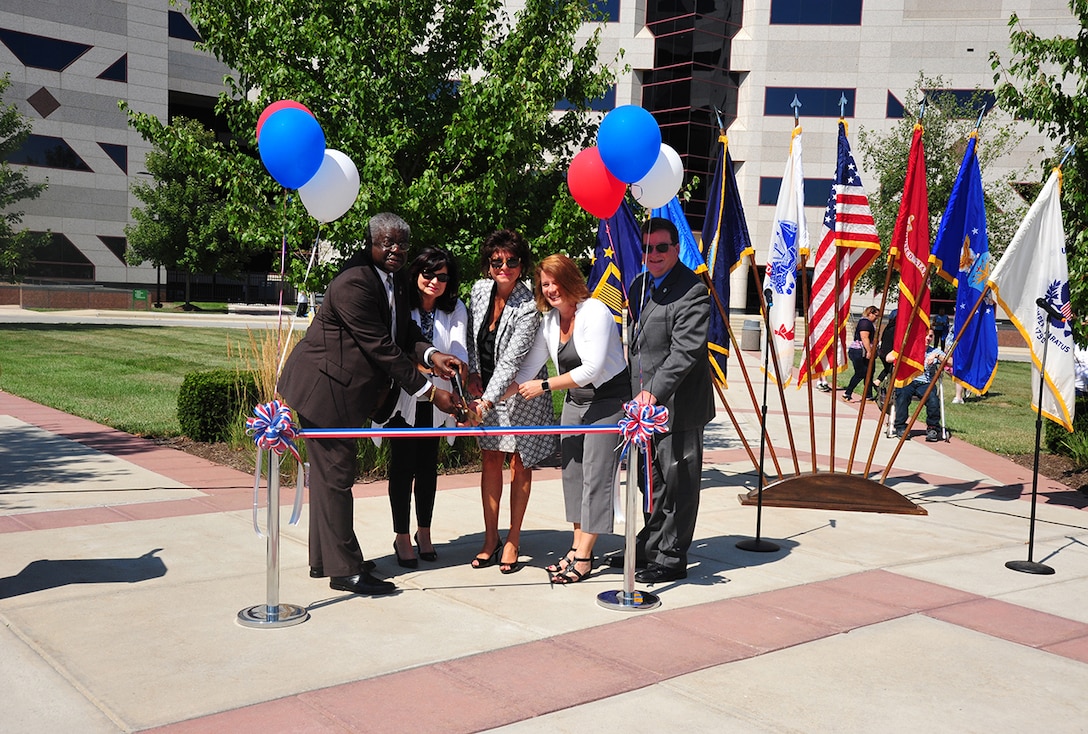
left=932, top=306, right=949, bottom=350
left=611, top=217, right=713, bottom=585
left=510, top=254, right=630, bottom=585
left=380, top=248, right=468, bottom=568
left=466, top=230, right=556, bottom=574
left=842, top=306, right=879, bottom=402
left=893, top=329, right=945, bottom=441
left=278, top=213, right=464, bottom=596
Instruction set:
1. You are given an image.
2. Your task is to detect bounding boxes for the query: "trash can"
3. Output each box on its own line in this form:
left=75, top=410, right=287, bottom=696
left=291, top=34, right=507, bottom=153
left=741, top=319, right=761, bottom=351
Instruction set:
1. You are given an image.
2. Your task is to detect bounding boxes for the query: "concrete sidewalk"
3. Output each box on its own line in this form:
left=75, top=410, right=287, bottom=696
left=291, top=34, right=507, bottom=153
left=2, top=357, right=1088, bottom=732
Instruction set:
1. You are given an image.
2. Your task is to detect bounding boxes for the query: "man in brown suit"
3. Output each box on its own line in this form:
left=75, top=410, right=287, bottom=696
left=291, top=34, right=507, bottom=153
left=279, top=213, right=464, bottom=595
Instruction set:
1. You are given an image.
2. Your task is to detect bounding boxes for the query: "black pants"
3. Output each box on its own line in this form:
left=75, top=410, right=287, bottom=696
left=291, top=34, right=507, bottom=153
left=843, top=349, right=873, bottom=399
left=387, top=404, right=438, bottom=534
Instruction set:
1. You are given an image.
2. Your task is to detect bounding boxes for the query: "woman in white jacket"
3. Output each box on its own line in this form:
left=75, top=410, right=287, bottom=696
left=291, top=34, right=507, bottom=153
left=384, top=247, right=468, bottom=567
left=510, top=254, right=630, bottom=584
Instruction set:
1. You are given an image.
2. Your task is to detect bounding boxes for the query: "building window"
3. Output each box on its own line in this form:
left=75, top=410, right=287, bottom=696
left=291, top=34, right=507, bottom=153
left=589, top=0, right=619, bottom=21
left=98, top=236, right=128, bottom=264
left=556, top=85, right=616, bottom=112
left=770, top=0, right=863, bottom=25
left=764, top=87, right=855, bottom=118
left=886, top=89, right=995, bottom=118
left=23, top=234, right=94, bottom=281
left=886, top=91, right=905, bottom=119
left=0, top=28, right=91, bottom=71
left=168, top=11, right=202, bottom=42
left=6, top=134, right=92, bottom=172
left=98, top=142, right=128, bottom=173
left=759, top=177, right=834, bottom=207
left=98, top=54, right=127, bottom=83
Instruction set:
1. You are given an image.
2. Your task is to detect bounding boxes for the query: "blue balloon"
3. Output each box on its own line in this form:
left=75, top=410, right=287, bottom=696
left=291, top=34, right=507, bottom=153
left=257, top=108, right=326, bottom=189
left=597, top=106, right=662, bottom=183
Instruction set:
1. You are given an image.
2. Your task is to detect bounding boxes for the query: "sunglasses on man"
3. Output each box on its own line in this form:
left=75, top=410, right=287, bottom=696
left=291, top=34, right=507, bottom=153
left=489, top=257, right=522, bottom=270
left=641, top=242, right=675, bottom=254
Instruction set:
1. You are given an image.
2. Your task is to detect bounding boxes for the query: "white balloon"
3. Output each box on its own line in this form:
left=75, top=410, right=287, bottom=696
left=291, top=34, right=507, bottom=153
left=298, top=149, right=360, bottom=223
left=630, top=144, right=684, bottom=210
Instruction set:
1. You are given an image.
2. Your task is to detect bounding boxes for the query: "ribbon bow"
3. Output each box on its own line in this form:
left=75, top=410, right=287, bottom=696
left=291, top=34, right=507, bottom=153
left=246, top=400, right=301, bottom=462
left=618, top=400, right=669, bottom=451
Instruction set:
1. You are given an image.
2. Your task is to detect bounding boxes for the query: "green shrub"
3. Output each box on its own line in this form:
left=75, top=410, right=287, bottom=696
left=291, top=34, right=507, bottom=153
left=178, top=369, right=259, bottom=442
left=1044, top=396, right=1088, bottom=455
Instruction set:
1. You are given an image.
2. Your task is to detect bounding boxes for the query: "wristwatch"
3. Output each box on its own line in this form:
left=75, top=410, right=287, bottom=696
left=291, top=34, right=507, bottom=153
left=541, top=380, right=550, bottom=392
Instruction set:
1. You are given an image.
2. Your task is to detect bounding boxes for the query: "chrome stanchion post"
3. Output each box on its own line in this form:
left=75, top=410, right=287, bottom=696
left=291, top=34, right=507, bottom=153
left=238, top=452, right=310, bottom=628
left=598, top=445, right=660, bottom=611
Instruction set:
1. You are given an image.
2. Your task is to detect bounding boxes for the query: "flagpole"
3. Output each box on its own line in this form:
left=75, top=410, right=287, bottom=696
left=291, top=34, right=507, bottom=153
left=861, top=258, right=900, bottom=475
left=797, top=251, right=819, bottom=473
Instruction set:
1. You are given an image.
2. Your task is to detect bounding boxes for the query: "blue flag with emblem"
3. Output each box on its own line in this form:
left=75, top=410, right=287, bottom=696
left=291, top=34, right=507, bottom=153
left=930, top=132, right=998, bottom=395
left=590, top=199, right=644, bottom=324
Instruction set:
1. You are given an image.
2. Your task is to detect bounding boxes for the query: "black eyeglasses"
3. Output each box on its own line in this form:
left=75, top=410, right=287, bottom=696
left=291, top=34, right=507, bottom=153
left=421, top=271, right=449, bottom=283
left=641, top=242, right=675, bottom=254
left=489, top=257, right=522, bottom=270
left=376, top=239, right=409, bottom=252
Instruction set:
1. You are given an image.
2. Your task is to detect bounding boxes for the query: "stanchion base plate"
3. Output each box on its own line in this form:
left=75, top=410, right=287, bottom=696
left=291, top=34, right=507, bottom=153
left=736, top=537, right=780, bottom=553
left=1005, top=560, right=1055, bottom=575
left=596, top=589, right=661, bottom=612
left=237, top=603, right=310, bottom=628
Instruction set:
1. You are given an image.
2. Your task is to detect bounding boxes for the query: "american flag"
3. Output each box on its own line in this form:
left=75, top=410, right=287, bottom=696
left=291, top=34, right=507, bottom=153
left=799, top=120, right=880, bottom=385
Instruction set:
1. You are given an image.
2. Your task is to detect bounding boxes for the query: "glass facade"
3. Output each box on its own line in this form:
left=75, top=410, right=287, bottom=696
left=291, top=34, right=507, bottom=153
left=23, top=234, right=94, bottom=281
left=589, top=0, right=620, bottom=21
left=98, top=236, right=128, bottom=264
left=758, top=176, right=835, bottom=207
left=7, top=134, right=92, bottom=172
left=98, top=142, right=128, bottom=173
left=643, top=0, right=745, bottom=231
left=0, top=28, right=91, bottom=71
left=168, top=11, right=202, bottom=42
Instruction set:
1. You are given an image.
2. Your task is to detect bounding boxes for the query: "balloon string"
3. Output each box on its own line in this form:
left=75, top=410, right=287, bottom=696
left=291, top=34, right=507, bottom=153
left=274, top=221, right=322, bottom=395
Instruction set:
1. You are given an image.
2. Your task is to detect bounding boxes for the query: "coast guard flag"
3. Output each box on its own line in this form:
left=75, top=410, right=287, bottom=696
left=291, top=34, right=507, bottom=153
left=701, top=135, right=754, bottom=385
left=988, top=168, right=1075, bottom=430
left=889, top=123, right=931, bottom=387
left=930, top=132, right=998, bottom=395
left=590, top=200, right=643, bottom=323
left=798, top=120, right=880, bottom=386
left=763, top=125, right=808, bottom=384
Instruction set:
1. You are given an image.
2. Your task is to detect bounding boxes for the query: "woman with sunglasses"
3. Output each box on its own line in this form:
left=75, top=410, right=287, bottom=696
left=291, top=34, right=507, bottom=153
left=378, top=247, right=469, bottom=568
left=508, top=254, right=629, bottom=584
left=466, top=230, right=556, bottom=573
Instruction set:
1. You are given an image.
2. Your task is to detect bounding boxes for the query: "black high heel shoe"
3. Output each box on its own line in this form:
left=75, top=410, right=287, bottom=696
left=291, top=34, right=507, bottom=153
left=414, top=532, right=438, bottom=562
left=393, top=539, right=418, bottom=569
left=499, top=544, right=521, bottom=575
left=471, top=542, right=502, bottom=569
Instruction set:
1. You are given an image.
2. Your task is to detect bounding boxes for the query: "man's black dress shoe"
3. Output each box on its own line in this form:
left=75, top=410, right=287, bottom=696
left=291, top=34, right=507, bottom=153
left=312, top=560, right=375, bottom=578
left=635, top=563, right=687, bottom=584
left=607, top=555, right=649, bottom=570
left=329, top=571, right=396, bottom=595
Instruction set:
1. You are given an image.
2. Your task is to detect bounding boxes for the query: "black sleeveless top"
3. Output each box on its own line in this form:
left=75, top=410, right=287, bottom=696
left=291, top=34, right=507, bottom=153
left=557, top=337, right=630, bottom=406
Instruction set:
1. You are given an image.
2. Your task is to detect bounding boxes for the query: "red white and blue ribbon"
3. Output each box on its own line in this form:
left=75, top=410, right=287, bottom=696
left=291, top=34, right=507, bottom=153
left=617, top=400, right=669, bottom=513
left=246, top=400, right=301, bottom=461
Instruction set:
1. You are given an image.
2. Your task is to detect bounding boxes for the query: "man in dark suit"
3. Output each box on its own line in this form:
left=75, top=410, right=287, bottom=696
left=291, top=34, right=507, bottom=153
left=619, top=217, right=713, bottom=584
left=279, top=212, right=464, bottom=596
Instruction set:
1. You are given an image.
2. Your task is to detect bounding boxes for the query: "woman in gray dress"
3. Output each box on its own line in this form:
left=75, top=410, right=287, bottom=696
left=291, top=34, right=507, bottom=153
left=466, top=230, right=556, bottom=573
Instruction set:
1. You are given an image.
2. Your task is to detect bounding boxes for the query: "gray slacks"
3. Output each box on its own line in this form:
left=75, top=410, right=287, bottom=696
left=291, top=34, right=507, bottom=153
left=635, top=425, right=704, bottom=570
left=560, top=396, right=624, bottom=535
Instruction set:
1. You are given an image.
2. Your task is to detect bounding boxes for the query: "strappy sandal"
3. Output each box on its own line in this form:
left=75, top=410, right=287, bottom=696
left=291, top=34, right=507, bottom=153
left=499, top=545, right=521, bottom=574
left=551, top=558, right=593, bottom=585
left=544, top=548, right=577, bottom=574
left=471, top=542, right=501, bottom=569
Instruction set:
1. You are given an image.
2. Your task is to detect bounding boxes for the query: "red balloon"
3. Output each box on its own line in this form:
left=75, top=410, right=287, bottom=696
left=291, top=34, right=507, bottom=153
left=567, top=147, right=626, bottom=220
left=256, top=100, right=313, bottom=140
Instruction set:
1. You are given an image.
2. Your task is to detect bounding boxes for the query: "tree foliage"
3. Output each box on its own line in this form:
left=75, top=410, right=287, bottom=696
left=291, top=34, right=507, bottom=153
left=991, top=1, right=1088, bottom=343
left=0, top=73, right=49, bottom=282
left=124, top=0, right=616, bottom=292
left=855, top=75, right=1025, bottom=299
left=124, top=116, right=254, bottom=279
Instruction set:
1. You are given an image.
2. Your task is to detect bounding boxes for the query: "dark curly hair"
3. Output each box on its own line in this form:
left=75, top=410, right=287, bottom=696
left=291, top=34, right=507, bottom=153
left=406, top=247, right=460, bottom=313
left=479, top=229, right=533, bottom=276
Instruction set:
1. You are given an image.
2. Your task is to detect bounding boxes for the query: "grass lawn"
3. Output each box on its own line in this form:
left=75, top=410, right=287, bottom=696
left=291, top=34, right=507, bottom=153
left=0, top=323, right=1050, bottom=459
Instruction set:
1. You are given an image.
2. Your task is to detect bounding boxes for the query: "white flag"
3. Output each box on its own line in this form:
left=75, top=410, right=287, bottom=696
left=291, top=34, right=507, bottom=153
left=762, top=125, right=808, bottom=385
left=988, top=168, right=1074, bottom=430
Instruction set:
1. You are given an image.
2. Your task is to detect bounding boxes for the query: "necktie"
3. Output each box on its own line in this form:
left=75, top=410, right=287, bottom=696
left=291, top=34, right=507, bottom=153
left=385, top=274, right=397, bottom=340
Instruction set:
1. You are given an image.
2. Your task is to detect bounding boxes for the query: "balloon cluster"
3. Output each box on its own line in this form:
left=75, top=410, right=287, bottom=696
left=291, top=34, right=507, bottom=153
left=566, top=105, right=684, bottom=219
left=256, top=100, right=361, bottom=223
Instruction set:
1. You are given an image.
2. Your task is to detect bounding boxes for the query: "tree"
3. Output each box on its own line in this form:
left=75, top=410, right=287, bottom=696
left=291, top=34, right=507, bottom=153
left=124, top=117, right=259, bottom=307
left=0, top=73, right=48, bottom=282
left=990, top=1, right=1088, bottom=343
left=856, top=75, right=1025, bottom=298
left=123, top=0, right=616, bottom=293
